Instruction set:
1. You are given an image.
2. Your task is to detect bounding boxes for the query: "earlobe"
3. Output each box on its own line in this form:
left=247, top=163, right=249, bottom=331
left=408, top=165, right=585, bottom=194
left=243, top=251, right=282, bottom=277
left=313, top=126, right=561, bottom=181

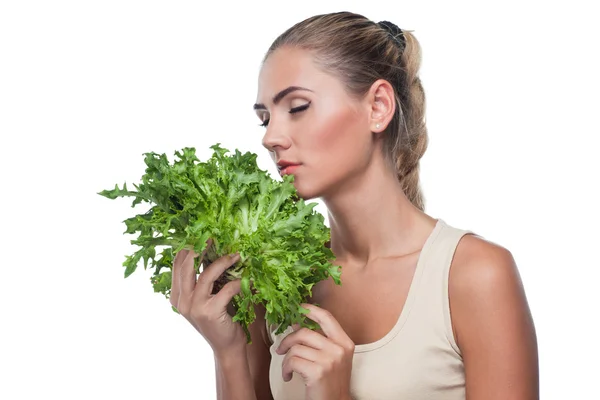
left=369, top=79, right=396, bottom=132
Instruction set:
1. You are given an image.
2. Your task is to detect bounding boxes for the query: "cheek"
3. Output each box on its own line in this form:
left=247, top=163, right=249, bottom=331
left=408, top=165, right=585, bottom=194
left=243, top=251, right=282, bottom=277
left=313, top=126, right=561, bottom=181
left=293, top=104, right=369, bottom=198
left=310, top=105, right=368, bottom=168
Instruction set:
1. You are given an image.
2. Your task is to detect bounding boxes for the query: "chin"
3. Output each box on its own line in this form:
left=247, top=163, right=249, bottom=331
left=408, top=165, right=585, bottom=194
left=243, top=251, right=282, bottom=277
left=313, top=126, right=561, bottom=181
left=290, top=179, right=322, bottom=201
left=294, top=186, right=319, bottom=201
left=291, top=170, right=349, bottom=201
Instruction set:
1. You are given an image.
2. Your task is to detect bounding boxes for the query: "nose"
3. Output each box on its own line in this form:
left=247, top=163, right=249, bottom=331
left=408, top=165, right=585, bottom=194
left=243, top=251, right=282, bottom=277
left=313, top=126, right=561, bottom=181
left=261, top=123, right=292, bottom=153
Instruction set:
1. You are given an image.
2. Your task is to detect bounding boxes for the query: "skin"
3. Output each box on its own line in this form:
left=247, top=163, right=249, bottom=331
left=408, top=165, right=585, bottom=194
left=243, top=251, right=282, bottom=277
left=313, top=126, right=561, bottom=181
left=170, top=45, right=539, bottom=400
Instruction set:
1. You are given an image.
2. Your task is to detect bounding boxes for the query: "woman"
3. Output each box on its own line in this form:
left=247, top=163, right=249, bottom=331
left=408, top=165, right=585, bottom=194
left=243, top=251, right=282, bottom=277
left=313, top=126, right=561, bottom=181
left=170, top=11, right=539, bottom=400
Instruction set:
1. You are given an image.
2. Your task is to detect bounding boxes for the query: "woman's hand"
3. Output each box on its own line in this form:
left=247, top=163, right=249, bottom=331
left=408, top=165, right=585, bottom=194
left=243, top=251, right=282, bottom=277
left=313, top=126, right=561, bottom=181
left=170, top=243, right=247, bottom=357
left=276, top=303, right=355, bottom=400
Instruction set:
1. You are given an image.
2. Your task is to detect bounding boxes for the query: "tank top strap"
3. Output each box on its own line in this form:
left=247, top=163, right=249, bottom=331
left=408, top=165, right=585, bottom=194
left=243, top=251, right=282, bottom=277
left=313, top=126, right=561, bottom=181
left=413, top=218, right=476, bottom=356
left=428, top=219, right=476, bottom=261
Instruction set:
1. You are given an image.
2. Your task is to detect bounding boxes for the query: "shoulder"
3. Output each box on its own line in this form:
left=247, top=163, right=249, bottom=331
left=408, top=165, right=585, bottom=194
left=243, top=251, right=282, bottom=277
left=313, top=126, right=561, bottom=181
left=449, top=233, right=526, bottom=346
left=450, top=233, right=520, bottom=301
left=448, top=232, right=539, bottom=397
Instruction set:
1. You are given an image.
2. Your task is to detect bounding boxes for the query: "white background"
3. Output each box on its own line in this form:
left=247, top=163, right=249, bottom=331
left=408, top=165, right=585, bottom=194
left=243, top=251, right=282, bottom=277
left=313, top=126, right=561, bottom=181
left=1, top=0, right=598, bottom=399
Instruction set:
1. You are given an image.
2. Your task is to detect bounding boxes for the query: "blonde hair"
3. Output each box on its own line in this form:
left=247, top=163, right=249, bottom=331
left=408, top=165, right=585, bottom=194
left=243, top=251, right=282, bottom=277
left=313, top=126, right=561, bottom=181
left=263, top=11, right=428, bottom=211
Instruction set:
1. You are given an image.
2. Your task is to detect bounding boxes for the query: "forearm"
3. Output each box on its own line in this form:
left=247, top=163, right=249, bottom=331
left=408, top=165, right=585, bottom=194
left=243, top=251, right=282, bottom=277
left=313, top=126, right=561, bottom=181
left=215, top=350, right=258, bottom=400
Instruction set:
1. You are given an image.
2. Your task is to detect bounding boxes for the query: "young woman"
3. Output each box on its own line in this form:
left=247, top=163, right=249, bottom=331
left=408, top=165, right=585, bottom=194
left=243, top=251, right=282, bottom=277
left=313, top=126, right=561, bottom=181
left=170, top=11, right=539, bottom=400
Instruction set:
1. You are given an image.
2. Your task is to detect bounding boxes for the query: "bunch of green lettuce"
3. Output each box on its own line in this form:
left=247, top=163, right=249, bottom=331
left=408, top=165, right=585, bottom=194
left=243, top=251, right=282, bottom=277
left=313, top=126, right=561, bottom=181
left=98, top=144, right=341, bottom=342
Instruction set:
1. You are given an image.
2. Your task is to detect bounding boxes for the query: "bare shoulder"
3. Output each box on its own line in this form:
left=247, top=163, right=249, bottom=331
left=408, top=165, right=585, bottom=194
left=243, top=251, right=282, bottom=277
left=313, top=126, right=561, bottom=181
left=449, top=233, right=529, bottom=344
left=450, top=233, right=521, bottom=298
left=448, top=233, right=539, bottom=398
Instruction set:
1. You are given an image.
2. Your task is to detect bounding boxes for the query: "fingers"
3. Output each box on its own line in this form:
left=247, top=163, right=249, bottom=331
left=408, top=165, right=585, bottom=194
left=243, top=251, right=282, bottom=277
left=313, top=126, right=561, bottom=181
left=212, top=279, right=243, bottom=312
left=281, top=345, right=320, bottom=382
left=169, top=249, right=187, bottom=308
left=169, top=249, right=189, bottom=308
left=277, top=326, right=330, bottom=355
left=193, top=253, right=241, bottom=301
left=179, top=249, right=199, bottom=301
left=180, top=239, right=213, bottom=300
left=299, top=303, right=354, bottom=348
left=170, top=239, right=212, bottom=310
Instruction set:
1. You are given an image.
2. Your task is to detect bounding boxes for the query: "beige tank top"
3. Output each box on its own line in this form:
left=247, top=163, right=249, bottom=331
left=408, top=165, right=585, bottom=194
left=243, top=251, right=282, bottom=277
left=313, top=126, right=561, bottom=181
left=266, top=218, right=475, bottom=400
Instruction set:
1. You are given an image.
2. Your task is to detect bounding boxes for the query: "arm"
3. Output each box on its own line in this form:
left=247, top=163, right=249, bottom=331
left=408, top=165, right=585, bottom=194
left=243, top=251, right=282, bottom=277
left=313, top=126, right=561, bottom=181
left=215, top=350, right=257, bottom=400
left=449, top=236, right=539, bottom=399
left=246, top=303, right=275, bottom=400
left=215, top=303, right=273, bottom=400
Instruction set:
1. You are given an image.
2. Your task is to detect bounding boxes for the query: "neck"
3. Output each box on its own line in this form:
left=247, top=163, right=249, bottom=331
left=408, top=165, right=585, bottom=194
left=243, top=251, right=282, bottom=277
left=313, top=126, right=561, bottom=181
left=321, top=155, right=435, bottom=265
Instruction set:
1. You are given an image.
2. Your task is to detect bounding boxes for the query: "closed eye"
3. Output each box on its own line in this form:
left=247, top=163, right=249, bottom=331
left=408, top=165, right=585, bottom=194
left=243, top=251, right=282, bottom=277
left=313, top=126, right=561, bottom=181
left=259, top=101, right=312, bottom=128
left=289, top=101, right=311, bottom=115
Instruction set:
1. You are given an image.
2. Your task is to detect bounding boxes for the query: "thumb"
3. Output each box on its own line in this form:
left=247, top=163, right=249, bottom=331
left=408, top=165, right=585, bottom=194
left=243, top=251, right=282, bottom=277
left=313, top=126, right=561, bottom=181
left=213, top=279, right=242, bottom=312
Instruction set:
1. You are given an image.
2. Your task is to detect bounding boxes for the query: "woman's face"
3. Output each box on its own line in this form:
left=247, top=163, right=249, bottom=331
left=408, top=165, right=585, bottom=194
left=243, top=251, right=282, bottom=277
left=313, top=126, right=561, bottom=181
left=255, top=46, right=375, bottom=200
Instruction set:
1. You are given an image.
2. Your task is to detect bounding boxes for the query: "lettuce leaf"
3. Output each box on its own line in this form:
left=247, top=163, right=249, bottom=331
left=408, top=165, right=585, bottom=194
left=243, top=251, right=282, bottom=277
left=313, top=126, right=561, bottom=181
left=98, top=144, right=341, bottom=343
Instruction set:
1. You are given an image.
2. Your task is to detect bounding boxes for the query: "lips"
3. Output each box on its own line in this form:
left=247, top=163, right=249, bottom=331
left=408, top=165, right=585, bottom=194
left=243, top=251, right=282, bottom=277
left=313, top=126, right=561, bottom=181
left=279, top=165, right=301, bottom=175
left=276, top=160, right=301, bottom=175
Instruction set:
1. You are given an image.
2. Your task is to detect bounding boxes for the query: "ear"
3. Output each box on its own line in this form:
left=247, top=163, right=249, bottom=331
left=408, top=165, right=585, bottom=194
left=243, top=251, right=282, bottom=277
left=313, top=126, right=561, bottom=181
left=366, top=79, right=396, bottom=133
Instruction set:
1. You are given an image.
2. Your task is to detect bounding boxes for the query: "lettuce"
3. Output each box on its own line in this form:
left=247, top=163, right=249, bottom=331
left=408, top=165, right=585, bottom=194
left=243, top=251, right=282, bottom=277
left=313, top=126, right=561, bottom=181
left=98, top=144, right=341, bottom=342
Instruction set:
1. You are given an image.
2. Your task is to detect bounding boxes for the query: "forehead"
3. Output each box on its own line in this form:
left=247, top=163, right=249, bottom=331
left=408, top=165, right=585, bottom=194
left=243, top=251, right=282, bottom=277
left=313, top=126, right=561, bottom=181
left=256, top=46, right=337, bottom=102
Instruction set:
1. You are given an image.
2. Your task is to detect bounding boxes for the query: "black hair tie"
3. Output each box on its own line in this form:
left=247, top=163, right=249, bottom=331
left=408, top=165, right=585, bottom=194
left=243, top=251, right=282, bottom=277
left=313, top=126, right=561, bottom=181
left=378, top=20, right=406, bottom=52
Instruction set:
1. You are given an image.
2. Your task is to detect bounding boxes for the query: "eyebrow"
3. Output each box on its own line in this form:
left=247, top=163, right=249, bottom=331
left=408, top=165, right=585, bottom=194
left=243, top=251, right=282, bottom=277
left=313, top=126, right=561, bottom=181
left=253, top=86, right=314, bottom=110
